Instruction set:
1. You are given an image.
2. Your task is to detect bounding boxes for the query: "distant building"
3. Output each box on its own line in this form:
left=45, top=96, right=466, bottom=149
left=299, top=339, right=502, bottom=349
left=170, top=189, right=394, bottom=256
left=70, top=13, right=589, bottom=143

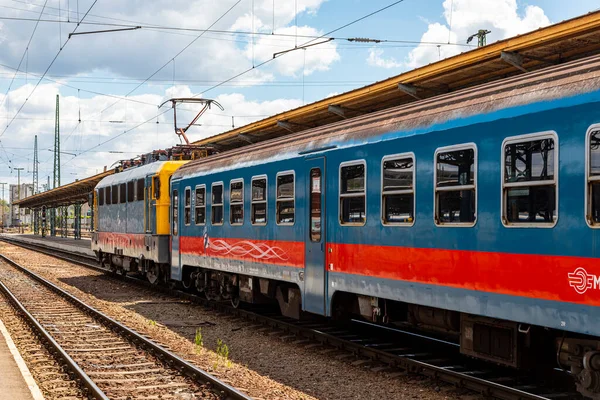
left=9, top=183, right=34, bottom=227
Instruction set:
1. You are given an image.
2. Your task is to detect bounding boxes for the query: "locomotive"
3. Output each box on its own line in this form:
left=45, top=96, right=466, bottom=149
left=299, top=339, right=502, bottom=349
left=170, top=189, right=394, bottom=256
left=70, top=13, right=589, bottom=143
left=93, top=54, right=600, bottom=398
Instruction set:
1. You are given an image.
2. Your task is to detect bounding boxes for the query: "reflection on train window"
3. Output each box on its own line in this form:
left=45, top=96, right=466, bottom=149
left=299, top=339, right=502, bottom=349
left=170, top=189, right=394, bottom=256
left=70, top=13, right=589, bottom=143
left=310, top=168, right=322, bottom=241
left=127, top=181, right=135, bottom=202
left=184, top=187, right=191, bottom=226
left=172, top=190, right=178, bottom=236
left=211, top=183, right=224, bottom=225
left=230, top=180, right=244, bottom=225
left=435, top=146, right=476, bottom=225
left=340, top=161, right=366, bottom=225
left=153, top=176, right=160, bottom=200
left=251, top=177, right=267, bottom=225
left=195, top=186, right=206, bottom=225
left=112, top=185, right=119, bottom=204
left=276, top=172, right=295, bottom=224
left=588, top=129, right=600, bottom=226
left=503, top=134, right=556, bottom=226
left=136, top=178, right=144, bottom=201
left=382, top=155, right=414, bottom=225
left=98, top=188, right=104, bottom=206
left=106, top=186, right=111, bottom=205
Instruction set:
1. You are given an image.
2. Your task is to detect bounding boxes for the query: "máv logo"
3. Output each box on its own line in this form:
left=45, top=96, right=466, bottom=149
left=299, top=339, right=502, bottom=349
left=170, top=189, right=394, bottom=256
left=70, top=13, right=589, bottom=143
left=568, top=267, right=600, bottom=295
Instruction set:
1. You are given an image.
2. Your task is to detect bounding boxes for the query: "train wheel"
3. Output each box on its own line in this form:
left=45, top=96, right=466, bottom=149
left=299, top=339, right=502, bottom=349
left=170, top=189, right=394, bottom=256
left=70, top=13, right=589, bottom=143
left=181, top=271, right=194, bottom=290
left=147, top=264, right=160, bottom=285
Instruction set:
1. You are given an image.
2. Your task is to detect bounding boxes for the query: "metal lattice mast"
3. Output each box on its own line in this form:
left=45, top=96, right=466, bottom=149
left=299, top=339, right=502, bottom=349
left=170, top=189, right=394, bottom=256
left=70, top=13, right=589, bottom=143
left=33, top=135, right=38, bottom=194
left=53, top=94, right=60, bottom=188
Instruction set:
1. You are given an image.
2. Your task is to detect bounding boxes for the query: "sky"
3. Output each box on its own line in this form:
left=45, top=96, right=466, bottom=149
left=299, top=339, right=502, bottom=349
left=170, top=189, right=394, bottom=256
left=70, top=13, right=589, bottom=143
left=0, top=0, right=598, bottom=199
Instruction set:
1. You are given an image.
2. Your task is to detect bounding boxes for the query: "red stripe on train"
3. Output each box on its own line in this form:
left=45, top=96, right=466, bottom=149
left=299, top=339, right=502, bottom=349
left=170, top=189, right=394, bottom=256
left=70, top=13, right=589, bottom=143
left=179, top=236, right=305, bottom=268
left=327, top=242, right=600, bottom=306
left=97, top=232, right=146, bottom=249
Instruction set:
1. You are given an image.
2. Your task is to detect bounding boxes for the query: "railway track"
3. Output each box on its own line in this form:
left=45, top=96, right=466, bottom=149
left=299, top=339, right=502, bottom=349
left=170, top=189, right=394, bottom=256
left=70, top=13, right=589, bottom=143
left=0, top=235, right=583, bottom=400
left=0, top=250, right=251, bottom=400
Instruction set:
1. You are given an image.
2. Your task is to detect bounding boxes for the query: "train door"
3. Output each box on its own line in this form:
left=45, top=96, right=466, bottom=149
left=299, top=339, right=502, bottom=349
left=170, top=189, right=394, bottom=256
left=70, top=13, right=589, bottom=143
left=171, top=183, right=182, bottom=279
left=304, top=157, right=326, bottom=315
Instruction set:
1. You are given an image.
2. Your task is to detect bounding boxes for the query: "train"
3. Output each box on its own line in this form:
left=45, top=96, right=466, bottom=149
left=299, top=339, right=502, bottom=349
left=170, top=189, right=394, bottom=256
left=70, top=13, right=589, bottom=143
left=92, top=54, right=600, bottom=399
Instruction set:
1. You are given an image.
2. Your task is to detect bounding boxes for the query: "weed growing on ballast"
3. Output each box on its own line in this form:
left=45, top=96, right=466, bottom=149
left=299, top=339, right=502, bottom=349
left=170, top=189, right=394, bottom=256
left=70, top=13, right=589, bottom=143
left=194, top=328, right=203, bottom=353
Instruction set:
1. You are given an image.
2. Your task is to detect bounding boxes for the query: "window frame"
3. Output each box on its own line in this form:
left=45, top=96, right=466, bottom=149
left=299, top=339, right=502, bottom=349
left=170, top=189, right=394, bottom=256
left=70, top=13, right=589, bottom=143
left=381, top=152, right=416, bottom=227
left=251, top=175, right=268, bottom=226
left=339, top=159, right=367, bottom=227
left=433, top=143, right=478, bottom=228
left=194, top=184, right=206, bottom=226
left=276, top=170, right=296, bottom=226
left=211, top=181, right=224, bottom=226
left=501, top=131, right=558, bottom=228
left=586, top=124, right=600, bottom=228
left=184, top=186, right=191, bottom=226
left=229, top=178, right=244, bottom=226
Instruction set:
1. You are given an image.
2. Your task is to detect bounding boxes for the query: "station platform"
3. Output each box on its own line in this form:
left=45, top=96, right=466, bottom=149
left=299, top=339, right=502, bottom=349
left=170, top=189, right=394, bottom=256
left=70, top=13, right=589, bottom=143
left=0, top=319, right=44, bottom=400
left=1, top=233, right=95, bottom=258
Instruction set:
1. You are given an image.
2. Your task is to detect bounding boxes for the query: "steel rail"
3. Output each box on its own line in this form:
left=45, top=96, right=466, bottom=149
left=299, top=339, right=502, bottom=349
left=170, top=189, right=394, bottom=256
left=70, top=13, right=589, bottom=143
left=0, top=236, right=576, bottom=400
left=0, top=278, right=108, bottom=400
left=0, top=250, right=251, bottom=400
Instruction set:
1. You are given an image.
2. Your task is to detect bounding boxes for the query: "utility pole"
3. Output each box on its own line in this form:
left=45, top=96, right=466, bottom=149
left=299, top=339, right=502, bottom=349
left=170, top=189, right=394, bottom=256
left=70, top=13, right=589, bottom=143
left=52, top=94, right=60, bottom=236
left=33, top=135, right=39, bottom=194
left=14, top=167, right=24, bottom=233
left=33, top=135, right=39, bottom=235
left=53, top=94, right=60, bottom=188
left=0, top=182, right=6, bottom=232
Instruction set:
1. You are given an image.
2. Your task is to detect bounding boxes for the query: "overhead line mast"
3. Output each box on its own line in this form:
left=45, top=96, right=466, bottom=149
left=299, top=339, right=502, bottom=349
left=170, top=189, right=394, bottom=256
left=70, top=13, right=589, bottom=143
left=53, top=94, right=60, bottom=188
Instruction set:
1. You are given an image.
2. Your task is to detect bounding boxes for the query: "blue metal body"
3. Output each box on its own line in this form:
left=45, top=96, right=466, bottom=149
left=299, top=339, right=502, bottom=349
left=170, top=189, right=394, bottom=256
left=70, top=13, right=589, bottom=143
left=171, top=87, right=600, bottom=337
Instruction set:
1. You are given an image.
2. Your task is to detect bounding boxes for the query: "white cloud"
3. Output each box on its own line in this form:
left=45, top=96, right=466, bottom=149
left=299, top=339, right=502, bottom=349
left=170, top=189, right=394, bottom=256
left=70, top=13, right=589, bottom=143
left=405, top=0, right=551, bottom=69
left=367, top=48, right=402, bottom=69
left=0, top=83, right=303, bottom=188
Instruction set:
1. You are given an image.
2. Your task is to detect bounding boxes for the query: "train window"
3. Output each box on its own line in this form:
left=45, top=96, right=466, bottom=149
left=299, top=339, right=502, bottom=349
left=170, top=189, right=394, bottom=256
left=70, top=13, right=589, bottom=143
left=172, top=190, right=178, bottom=236
left=502, top=133, right=557, bottom=226
left=276, top=172, right=295, bottom=225
left=112, top=185, right=118, bottom=204
left=340, top=161, right=366, bottom=225
left=382, top=154, right=415, bottom=225
left=230, top=180, right=244, bottom=225
left=184, top=187, right=191, bottom=226
left=434, top=144, right=476, bottom=226
left=127, top=181, right=135, bottom=202
left=98, top=188, right=104, bottom=206
left=195, top=186, right=206, bottom=225
left=251, top=176, right=267, bottom=225
left=119, top=183, right=126, bottom=204
left=211, top=183, right=224, bottom=225
left=136, top=178, right=144, bottom=201
left=588, top=128, right=600, bottom=227
left=152, top=176, right=160, bottom=200
left=310, top=168, right=322, bottom=241
left=106, top=186, right=111, bottom=205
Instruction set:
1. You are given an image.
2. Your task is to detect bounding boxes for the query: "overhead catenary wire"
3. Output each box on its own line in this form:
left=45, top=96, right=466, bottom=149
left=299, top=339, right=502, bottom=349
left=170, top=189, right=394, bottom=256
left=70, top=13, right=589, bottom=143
left=94, top=0, right=242, bottom=117
left=0, top=0, right=101, bottom=138
left=66, top=0, right=412, bottom=168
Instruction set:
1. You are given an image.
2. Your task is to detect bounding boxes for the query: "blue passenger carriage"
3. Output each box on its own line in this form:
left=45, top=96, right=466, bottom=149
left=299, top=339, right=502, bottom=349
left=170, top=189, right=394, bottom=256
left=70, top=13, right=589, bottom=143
left=170, top=56, right=600, bottom=398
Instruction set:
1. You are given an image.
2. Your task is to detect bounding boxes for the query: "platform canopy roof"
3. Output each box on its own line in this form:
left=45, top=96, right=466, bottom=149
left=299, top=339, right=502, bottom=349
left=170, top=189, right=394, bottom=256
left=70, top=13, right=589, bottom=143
left=14, top=170, right=113, bottom=208
left=193, top=10, right=600, bottom=151
left=15, top=9, right=600, bottom=209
